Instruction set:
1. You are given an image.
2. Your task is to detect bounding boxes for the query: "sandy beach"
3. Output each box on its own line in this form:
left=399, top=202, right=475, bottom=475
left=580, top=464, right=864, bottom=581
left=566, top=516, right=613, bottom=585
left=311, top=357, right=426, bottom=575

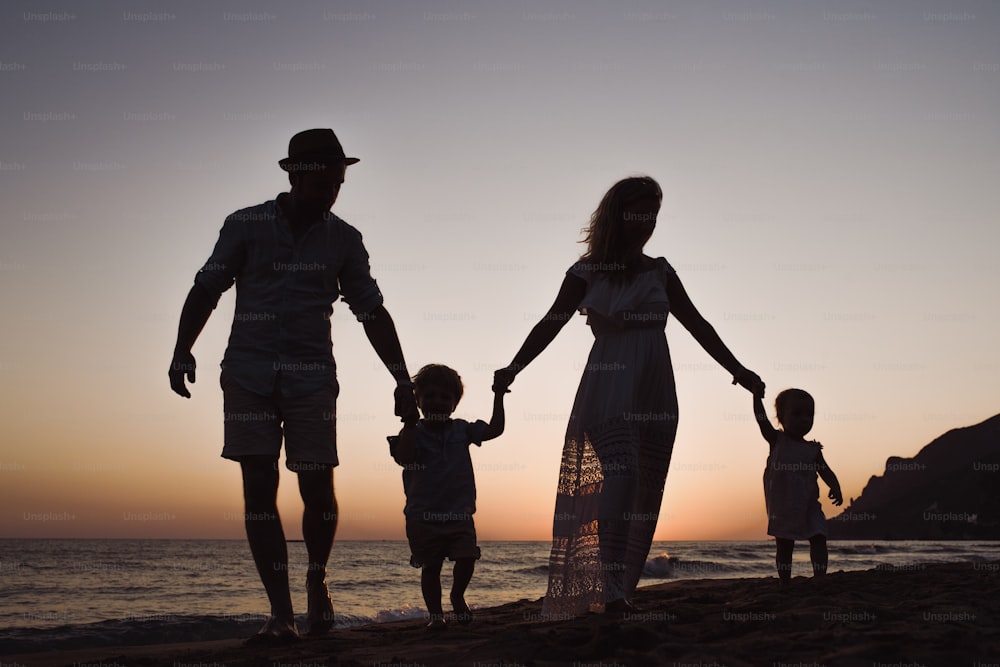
left=6, top=561, right=998, bottom=667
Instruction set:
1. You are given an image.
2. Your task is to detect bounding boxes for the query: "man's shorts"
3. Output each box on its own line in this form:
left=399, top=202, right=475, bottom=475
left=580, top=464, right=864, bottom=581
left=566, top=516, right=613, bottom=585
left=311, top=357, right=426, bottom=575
left=405, top=517, right=481, bottom=568
left=220, top=369, right=339, bottom=469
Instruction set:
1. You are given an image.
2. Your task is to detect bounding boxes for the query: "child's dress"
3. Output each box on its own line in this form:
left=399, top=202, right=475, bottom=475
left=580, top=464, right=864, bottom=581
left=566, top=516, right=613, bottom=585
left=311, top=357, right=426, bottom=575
left=543, top=257, right=679, bottom=617
left=764, top=433, right=827, bottom=540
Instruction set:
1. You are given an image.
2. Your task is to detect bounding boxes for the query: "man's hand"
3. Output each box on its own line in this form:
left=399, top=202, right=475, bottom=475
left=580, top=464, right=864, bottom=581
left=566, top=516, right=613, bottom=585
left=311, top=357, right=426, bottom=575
left=829, top=487, right=844, bottom=506
left=169, top=351, right=197, bottom=398
left=394, top=384, right=418, bottom=424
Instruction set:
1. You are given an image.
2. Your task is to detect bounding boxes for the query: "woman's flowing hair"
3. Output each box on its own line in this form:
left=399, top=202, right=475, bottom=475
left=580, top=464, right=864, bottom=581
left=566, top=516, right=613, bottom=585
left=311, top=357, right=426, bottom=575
left=579, top=176, right=662, bottom=277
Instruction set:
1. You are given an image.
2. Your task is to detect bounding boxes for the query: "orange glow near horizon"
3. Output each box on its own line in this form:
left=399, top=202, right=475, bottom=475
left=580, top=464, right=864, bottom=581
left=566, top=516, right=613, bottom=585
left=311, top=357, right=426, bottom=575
left=0, top=409, right=888, bottom=543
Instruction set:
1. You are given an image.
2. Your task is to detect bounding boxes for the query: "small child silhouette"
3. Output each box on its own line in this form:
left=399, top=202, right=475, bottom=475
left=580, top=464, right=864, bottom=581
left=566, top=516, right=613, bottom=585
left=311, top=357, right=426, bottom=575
left=388, top=364, right=505, bottom=629
left=753, top=387, right=843, bottom=585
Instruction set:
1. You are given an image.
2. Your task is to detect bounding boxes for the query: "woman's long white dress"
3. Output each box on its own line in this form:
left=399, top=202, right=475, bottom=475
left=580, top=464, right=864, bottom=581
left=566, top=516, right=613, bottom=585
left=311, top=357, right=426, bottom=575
left=542, top=257, right=680, bottom=617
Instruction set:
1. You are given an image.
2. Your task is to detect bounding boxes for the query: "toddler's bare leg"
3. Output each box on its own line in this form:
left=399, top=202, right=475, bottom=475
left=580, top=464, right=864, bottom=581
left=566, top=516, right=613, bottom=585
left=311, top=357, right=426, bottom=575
left=421, top=558, right=447, bottom=630
left=775, top=538, right=794, bottom=585
left=451, top=558, right=475, bottom=624
left=809, top=534, right=828, bottom=576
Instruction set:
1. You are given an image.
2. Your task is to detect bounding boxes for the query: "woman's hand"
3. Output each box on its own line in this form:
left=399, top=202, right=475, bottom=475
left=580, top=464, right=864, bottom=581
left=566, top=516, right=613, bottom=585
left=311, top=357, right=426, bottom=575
left=732, top=367, right=765, bottom=396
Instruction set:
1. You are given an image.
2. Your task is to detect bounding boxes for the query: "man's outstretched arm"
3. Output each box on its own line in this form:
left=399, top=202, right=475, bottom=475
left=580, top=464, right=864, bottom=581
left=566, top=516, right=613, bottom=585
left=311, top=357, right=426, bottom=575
left=360, top=305, right=418, bottom=423
left=169, top=283, right=219, bottom=398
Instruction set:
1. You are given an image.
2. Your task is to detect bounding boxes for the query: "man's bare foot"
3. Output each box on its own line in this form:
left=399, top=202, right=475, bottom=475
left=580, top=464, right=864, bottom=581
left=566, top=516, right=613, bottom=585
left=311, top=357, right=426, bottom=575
left=245, top=616, right=299, bottom=645
left=305, top=570, right=335, bottom=636
left=426, top=614, right=447, bottom=631
left=450, top=594, right=473, bottom=625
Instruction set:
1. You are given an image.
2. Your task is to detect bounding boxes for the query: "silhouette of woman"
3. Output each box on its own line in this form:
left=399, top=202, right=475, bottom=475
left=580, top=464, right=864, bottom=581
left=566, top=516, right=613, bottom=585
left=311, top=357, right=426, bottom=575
left=495, top=176, right=764, bottom=617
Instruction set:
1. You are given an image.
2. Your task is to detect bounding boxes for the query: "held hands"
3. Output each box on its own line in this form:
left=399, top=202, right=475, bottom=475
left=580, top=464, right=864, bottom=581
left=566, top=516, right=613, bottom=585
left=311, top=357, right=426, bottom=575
left=492, top=365, right=518, bottom=394
left=394, top=383, right=419, bottom=425
left=169, top=351, right=197, bottom=398
left=732, top=367, right=765, bottom=397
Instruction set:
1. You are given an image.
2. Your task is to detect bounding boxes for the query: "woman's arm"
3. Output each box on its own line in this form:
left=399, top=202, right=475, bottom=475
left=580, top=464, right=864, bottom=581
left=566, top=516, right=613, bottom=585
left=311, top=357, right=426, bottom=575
left=494, top=272, right=586, bottom=390
left=666, top=272, right=764, bottom=394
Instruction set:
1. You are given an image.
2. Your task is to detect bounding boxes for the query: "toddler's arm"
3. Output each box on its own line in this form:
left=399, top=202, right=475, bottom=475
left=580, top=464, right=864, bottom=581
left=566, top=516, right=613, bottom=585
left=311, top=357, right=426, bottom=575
left=388, top=422, right=418, bottom=465
left=752, top=388, right=778, bottom=448
left=817, top=452, right=843, bottom=505
left=481, top=386, right=507, bottom=442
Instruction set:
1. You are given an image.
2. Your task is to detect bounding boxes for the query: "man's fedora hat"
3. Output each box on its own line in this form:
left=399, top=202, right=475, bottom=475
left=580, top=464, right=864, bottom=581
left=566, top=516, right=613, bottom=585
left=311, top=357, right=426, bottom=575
left=279, top=128, right=360, bottom=172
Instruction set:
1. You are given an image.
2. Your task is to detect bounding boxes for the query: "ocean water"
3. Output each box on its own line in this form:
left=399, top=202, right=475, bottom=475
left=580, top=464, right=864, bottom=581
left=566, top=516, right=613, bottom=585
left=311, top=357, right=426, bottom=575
left=1, top=538, right=997, bottom=654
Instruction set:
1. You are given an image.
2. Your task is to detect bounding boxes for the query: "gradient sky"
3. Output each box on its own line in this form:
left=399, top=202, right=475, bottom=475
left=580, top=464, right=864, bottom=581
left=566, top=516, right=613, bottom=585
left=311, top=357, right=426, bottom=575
left=1, top=0, right=998, bottom=541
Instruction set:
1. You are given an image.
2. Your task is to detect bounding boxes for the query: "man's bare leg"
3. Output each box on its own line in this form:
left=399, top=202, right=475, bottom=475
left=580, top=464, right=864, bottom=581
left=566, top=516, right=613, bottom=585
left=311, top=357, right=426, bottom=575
left=240, top=457, right=297, bottom=640
left=298, top=464, right=337, bottom=635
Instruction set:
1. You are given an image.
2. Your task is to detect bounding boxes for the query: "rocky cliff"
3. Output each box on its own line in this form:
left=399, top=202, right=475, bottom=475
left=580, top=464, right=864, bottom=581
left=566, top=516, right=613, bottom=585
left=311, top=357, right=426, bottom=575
left=828, top=413, right=1000, bottom=539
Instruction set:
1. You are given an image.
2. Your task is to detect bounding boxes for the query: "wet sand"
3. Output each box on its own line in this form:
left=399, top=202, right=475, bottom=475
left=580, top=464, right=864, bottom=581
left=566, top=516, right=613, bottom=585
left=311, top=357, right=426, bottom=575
left=6, top=561, right=998, bottom=667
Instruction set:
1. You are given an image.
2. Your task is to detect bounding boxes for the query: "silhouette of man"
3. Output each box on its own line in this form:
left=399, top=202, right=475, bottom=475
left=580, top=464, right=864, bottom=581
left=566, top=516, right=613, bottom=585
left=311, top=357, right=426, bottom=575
left=169, top=128, right=418, bottom=643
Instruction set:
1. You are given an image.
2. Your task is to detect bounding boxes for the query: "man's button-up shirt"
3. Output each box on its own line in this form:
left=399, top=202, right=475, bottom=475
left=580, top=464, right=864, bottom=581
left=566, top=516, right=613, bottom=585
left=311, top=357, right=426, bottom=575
left=195, top=195, right=383, bottom=397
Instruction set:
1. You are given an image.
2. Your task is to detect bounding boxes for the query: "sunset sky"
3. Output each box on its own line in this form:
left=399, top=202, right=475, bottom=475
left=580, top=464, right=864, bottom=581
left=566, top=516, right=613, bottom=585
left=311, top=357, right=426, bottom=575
left=1, top=0, right=998, bottom=542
